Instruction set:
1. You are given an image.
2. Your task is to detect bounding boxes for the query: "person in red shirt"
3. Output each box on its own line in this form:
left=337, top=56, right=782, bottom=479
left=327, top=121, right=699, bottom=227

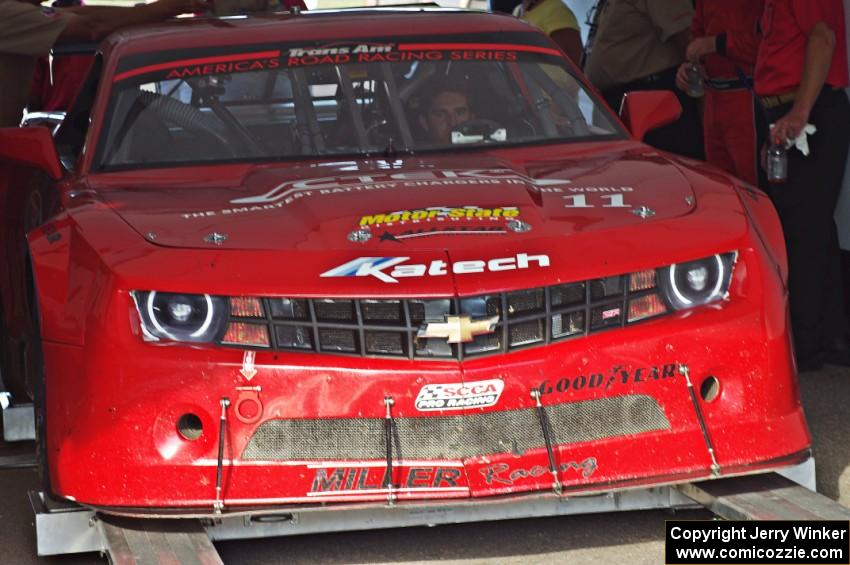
left=676, top=0, right=766, bottom=188
left=28, top=0, right=92, bottom=114
left=755, top=0, right=850, bottom=370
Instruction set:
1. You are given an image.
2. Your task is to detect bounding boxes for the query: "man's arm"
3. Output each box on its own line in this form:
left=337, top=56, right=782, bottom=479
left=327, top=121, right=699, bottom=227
left=550, top=28, right=583, bottom=67
left=59, top=0, right=202, bottom=42
left=771, top=21, right=835, bottom=144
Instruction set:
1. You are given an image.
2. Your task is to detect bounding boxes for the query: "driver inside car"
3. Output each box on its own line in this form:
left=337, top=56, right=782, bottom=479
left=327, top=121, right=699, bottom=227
left=418, top=83, right=475, bottom=144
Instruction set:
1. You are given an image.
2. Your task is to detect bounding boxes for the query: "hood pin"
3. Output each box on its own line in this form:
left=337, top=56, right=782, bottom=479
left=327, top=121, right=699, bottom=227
left=632, top=206, right=656, bottom=219
left=506, top=219, right=532, bottom=233
left=348, top=228, right=372, bottom=243
left=204, top=232, right=228, bottom=245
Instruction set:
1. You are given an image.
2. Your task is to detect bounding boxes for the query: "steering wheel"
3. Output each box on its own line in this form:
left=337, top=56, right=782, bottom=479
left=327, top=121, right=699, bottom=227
left=137, top=92, right=240, bottom=158
left=451, top=118, right=506, bottom=143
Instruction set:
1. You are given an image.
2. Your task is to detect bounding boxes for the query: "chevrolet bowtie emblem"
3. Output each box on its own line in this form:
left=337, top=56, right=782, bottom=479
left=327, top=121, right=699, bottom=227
left=418, top=315, right=500, bottom=344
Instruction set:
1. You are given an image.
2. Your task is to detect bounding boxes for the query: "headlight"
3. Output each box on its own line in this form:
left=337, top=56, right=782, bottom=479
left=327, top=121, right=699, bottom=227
left=658, top=252, right=737, bottom=310
left=133, top=291, right=228, bottom=342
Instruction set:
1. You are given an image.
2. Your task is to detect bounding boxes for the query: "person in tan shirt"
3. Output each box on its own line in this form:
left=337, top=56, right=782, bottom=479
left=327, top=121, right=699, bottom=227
left=0, top=0, right=204, bottom=127
left=584, top=0, right=704, bottom=159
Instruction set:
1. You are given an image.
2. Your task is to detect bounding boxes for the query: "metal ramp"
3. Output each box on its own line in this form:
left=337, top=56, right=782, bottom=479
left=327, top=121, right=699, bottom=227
left=677, top=472, right=850, bottom=521
left=99, top=516, right=223, bottom=565
left=29, top=492, right=224, bottom=564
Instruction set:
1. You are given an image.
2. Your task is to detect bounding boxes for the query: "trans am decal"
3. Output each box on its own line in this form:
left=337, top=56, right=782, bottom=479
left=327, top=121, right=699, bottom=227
left=285, top=42, right=560, bottom=67
left=118, top=42, right=561, bottom=83
left=320, top=253, right=550, bottom=283
left=415, top=379, right=504, bottom=411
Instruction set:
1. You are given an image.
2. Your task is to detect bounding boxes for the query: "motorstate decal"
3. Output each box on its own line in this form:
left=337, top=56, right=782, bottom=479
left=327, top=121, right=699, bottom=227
left=415, top=379, right=504, bottom=411
left=230, top=169, right=570, bottom=205
left=320, top=253, right=550, bottom=284
left=359, top=206, right=520, bottom=227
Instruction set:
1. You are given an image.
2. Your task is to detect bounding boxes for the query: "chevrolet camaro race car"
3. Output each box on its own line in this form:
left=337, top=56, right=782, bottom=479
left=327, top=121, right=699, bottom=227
left=0, top=8, right=811, bottom=526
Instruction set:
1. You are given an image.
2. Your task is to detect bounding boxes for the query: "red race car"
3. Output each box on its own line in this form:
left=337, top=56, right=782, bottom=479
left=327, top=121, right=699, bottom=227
left=0, top=9, right=810, bottom=523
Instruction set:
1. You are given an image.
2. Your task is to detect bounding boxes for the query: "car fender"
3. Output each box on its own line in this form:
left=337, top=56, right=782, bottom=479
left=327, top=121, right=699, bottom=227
left=735, top=184, right=788, bottom=286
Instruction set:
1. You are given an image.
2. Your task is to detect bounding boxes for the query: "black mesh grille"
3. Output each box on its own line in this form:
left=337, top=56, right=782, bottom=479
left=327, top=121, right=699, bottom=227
left=242, top=395, right=670, bottom=460
left=219, top=272, right=664, bottom=360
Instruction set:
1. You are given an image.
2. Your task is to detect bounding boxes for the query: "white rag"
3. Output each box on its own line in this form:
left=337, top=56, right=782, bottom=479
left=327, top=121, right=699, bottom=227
left=770, top=123, right=818, bottom=156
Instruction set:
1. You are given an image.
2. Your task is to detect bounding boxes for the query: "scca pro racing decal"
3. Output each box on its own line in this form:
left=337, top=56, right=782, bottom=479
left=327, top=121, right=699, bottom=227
left=415, top=379, right=504, bottom=411
left=321, top=253, right=550, bottom=284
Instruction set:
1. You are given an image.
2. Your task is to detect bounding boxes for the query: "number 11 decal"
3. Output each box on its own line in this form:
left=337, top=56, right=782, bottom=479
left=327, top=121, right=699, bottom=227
left=562, top=194, right=632, bottom=208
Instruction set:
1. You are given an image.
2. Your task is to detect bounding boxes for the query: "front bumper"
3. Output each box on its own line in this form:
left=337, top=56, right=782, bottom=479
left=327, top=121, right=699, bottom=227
left=31, top=458, right=816, bottom=557
left=42, top=261, right=810, bottom=510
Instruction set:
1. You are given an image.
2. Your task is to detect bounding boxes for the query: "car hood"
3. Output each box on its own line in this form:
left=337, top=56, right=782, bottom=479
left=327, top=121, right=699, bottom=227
left=95, top=146, right=696, bottom=252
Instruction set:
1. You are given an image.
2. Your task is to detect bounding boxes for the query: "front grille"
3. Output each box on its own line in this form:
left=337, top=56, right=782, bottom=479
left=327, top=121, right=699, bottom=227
left=220, top=271, right=665, bottom=360
left=242, top=395, right=669, bottom=460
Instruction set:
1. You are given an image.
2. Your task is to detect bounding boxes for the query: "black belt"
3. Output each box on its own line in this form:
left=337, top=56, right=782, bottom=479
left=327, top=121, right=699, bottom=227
left=706, top=77, right=751, bottom=91
left=759, top=92, right=796, bottom=109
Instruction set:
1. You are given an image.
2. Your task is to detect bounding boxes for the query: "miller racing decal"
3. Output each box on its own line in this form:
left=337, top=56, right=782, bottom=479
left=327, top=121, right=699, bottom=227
left=480, top=457, right=598, bottom=486
left=415, top=379, right=504, bottom=411
left=320, top=253, right=550, bottom=284
left=310, top=465, right=464, bottom=495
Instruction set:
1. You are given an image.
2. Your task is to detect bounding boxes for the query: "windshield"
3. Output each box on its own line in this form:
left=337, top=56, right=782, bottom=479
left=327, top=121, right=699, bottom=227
left=97, top=37, right=623, bottom=169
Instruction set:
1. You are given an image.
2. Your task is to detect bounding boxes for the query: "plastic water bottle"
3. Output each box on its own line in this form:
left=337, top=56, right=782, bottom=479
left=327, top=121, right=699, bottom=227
left=686, top=63, right=704, bottom=98
left=766, top=144, right=788, bottom=183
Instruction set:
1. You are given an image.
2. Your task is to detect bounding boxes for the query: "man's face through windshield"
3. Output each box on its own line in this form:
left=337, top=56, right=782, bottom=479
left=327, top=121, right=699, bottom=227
left=420, top=90, right=474, bottom=144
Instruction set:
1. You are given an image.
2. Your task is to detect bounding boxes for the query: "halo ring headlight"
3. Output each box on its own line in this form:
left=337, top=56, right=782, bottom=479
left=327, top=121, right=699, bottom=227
left=137, top=291, right=226, bottom=343
left=660, top=253, right=736, bottom=311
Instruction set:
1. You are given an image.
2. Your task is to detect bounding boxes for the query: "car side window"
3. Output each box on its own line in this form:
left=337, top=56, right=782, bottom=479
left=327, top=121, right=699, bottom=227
left=55, top=53, right=103, bottom=171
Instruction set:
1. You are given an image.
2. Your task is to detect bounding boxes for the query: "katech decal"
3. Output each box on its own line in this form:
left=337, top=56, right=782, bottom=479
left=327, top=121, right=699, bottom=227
left=320, top=253, right=550, bottom=284
left=480, top=457, right=598, bottom=486
left=537, top=363, right=678, bottom=395
left=310, top=466, right=463, bottom=494
left=360, top=206, right=520, bottom=227
left=415, top=379, right=504, bottom=411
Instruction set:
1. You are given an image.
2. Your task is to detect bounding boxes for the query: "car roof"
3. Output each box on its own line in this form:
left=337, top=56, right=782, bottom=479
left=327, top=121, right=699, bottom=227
left=104, top=9, right=539, bottom=59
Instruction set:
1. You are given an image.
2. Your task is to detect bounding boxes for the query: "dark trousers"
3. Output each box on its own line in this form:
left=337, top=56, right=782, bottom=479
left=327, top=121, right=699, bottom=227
left=763, top=89, right=850, bottom=361
left=601, top=66, right=705, bottom=160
